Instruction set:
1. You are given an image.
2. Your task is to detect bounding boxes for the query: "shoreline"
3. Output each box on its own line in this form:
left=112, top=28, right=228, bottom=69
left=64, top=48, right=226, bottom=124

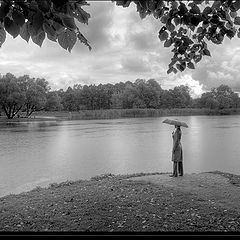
left=1, top=108, right=240, bottom=122
left=0, top=171, right=240, bottom=232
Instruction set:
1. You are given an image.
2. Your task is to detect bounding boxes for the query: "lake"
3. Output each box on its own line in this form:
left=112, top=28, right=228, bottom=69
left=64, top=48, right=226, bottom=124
left=0, top=115, right=239, bottom=197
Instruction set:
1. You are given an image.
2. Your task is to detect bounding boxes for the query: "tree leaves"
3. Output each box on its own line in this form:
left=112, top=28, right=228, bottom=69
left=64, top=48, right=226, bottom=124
left=58, top=29, right=77, bottom=52
left=176, top=62, right=186, bottom=72
left=0, top=2, right=9, bottom=20
left=164, top=39, right=172, bottom=48
left=32, top=31, right=46, bottom=47
left=0, top=24, right=6, bottom=47
left=232, top=1, right=240, bottom=12
left=77, top=31, right=92, bottom=51
left=234, top=17, right=240, bottom=25
left=36, top=0, right=51, bottom=13
left=32, top=11, right=44, bottom=32
left=12, top=9, right=25, bottom=27
left=71, top=5, right=91, bottom=25
left=20, top=22, right=30, bottom=42
left=61, top=15, right=77, bottom=30
left=159, top=31, right=168, bottom=41
left=4, top=17, right=20, bottom=38
left=203, top=49, right=211, bottom=56
left=187, top=62, right=195, bottom=69
left=0, top=0, right=91, bottom=52
left=43, top=22, right=57, bottom=42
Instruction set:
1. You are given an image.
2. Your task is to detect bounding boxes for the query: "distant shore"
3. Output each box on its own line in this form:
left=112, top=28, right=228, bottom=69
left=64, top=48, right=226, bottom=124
left=0, top=171, right=240, bottom=232
left=1, top=108, right=240, bottom=122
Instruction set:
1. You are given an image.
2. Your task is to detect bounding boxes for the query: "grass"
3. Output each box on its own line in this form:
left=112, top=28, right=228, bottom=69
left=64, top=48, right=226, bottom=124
left=0, top=172, right=240, bottom=233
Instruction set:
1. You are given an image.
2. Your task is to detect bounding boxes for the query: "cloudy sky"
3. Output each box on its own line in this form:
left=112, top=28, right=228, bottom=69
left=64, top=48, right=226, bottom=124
left=0, top=1, right=240, bottom=98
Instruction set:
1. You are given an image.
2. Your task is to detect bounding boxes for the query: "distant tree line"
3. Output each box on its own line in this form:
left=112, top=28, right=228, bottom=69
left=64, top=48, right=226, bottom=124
left=0, top=73, right=239, bottom=119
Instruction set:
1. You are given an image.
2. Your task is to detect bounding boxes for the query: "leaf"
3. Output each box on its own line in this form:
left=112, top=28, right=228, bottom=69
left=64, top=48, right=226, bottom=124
left=53, top=20, right=64, bottom=33
left=230, top=11, right=237, bottom=18
left=0, top=24, right=6, bottom=47
left=166, top=22, right=175, bottom=32
left=196, top=26, right=203, bottom=33
left=167, top=67, right=177, bottom=74
left=66, top=29, right=77, bottom=52
left=211, top=1, right=221, bottom=10
left=233, top=1, right=240, bottom=11
left=161, top=15, right=168, bottom=24
left=171, top=1, right=178, bottom=9
left=194, top=54, right=202, bottom=63
left=58, top=29, right=77, bottom=52
left=176, top=63, right=185, bottom=72
left=31, top=30, right=45, bottom=47
left=0, top=2, right=10, bottom=20
left=178, top=45, right=187, bottom=55
left=4, top=17, right=20, bottom=38
left=32, top=11, right=44, bottom=32
left=178, top=3, right=188, bottom=16
left=234, top=17, right=240, bottom=25
left=61, top=15, right=77, bottom=30
left=187, top=62, right=195, bottom=69
left=164, top=39, right=172, bottom=47
left=159, top=31, right=168, bottom=41
left=58, top=31, right=68, bottom=50
left=12, top=9, right=25, bottom=27
left=190, top=15, right=202, bottom=27
left=77, top=31, right=91, bottom=50
left=20, top=22, right=30, bottom=42
left=226, top=29, right=236, bottom=39
left=190, top=4, right=201, bottom=15
left=72, top=5, right=91, bottom=25
left=202, top=6, right=212, bottom=16
left=43, top=22, right=57, bottom=42
left=203, top=49, right=211, bottom=56
left=173, top=17, right=181, bottom=26
left=36, top=0, right=51, bottom=13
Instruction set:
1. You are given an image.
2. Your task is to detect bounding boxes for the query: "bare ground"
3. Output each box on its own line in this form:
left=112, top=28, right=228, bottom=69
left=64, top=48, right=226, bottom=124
left=0, top=171, right=240, bottom=233
left=129, top=172, right=240, bottom=213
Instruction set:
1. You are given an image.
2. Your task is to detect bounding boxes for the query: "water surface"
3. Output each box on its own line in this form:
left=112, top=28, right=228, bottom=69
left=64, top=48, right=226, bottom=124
left=0, top=115, right=239, bottom=196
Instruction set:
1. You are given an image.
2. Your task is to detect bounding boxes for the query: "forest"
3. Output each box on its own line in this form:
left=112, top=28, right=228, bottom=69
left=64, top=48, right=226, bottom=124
left=0, top=73, right=239, bottom=119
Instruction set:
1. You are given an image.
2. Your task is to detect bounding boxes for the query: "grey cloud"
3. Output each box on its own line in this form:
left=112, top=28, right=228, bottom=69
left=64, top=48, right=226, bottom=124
left=128, top=31, right=159, bottom=51
left=120, top=57, right=151, bottom=73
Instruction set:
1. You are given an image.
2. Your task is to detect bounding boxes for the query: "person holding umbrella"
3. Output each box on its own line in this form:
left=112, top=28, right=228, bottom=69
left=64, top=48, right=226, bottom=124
left=163, top=119, right=188, bottom=177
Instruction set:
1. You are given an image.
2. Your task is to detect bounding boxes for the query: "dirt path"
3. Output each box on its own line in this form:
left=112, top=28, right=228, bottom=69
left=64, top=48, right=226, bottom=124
left=130, top=173, right=240, bottom=212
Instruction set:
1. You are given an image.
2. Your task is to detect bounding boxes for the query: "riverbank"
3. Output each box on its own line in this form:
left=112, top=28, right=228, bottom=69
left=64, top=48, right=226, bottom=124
left=0, top=171, right=240, bottom=233
left=1, top=108, right=240, bottom=122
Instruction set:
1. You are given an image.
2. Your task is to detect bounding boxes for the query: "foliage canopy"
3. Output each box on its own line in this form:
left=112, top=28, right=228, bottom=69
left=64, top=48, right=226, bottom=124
left=0, top=0, right=240, bottom=73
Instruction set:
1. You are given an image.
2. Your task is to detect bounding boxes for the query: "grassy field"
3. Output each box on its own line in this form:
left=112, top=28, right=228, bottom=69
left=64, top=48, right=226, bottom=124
left=0, top=172, right=240, bottom=233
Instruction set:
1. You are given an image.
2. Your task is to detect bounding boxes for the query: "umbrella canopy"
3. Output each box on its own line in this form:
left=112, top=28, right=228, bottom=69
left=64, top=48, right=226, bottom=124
left=162, top=118, right=188, bottom=128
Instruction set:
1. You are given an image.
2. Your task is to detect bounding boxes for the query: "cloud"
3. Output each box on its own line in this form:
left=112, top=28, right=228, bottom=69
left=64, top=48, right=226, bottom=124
left=120, top=57, right=151, bottom=73
left=0, top=2, right=240, bottom=97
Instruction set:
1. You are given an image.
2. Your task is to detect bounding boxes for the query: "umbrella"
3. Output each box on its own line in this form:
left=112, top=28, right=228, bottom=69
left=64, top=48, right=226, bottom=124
left=162, top=118, right=188, bottom=128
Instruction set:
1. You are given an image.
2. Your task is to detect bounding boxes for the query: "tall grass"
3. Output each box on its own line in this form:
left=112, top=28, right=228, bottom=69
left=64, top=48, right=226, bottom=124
left=32, top=108, right=240, bottom=120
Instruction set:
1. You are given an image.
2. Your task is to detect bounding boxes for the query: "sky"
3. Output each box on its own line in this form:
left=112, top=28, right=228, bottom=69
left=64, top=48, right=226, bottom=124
left=0, top=1, right=240, bottom=98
